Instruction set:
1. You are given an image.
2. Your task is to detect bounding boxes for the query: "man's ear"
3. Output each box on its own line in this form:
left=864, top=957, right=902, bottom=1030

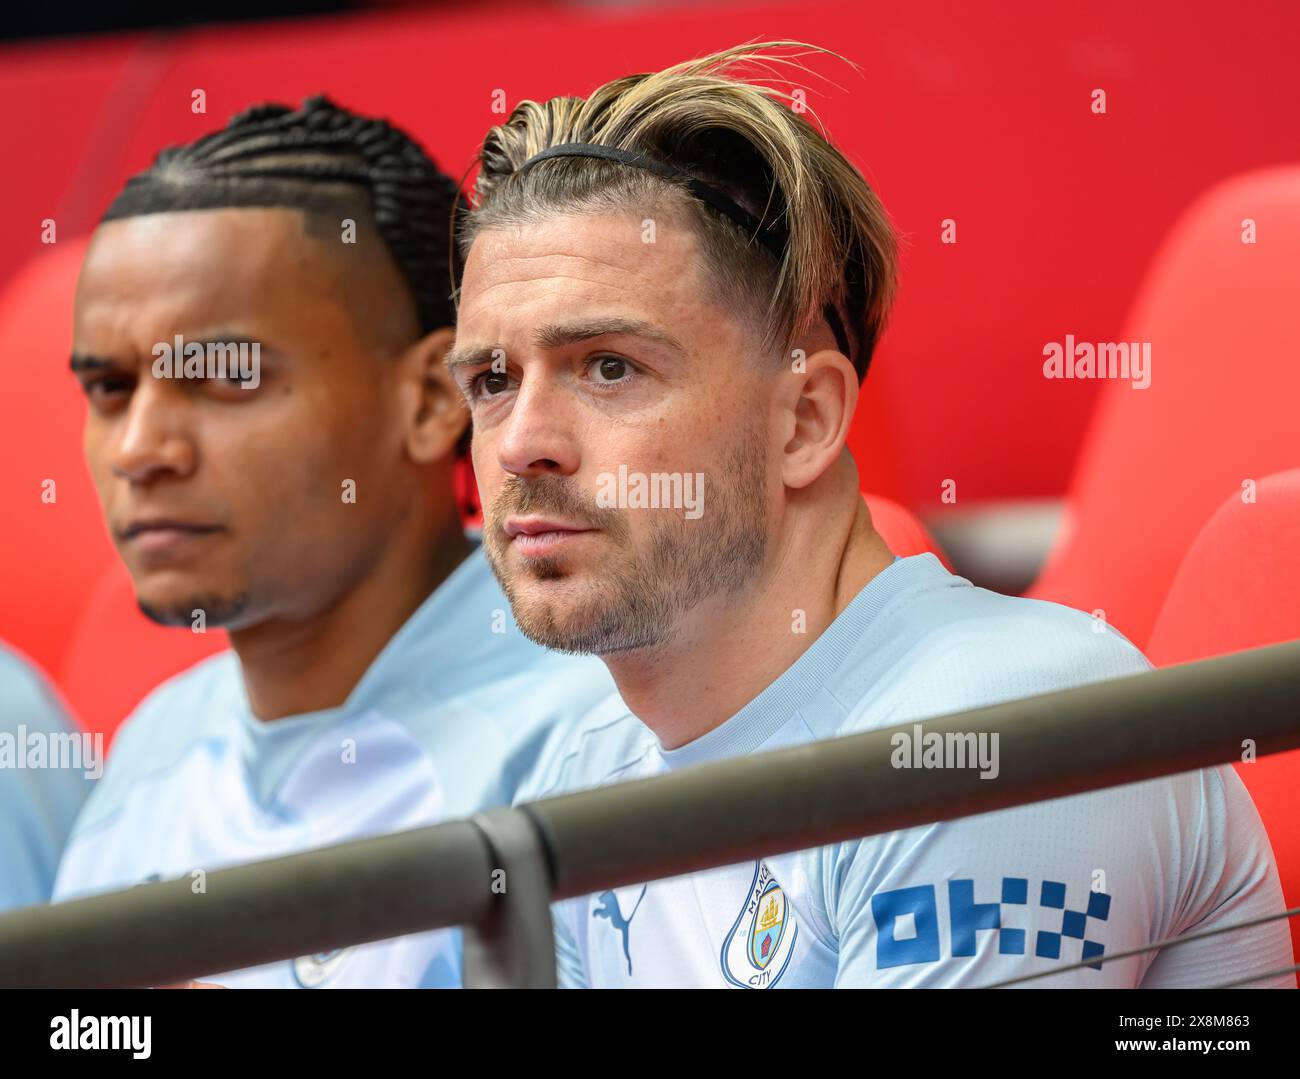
left=398, top=326, right=469, bottom=464
left=777, top=347, right=858, bottom=490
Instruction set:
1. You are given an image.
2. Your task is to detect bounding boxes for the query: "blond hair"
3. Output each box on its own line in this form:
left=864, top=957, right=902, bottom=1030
left=456, top=41, right=899, bottom=379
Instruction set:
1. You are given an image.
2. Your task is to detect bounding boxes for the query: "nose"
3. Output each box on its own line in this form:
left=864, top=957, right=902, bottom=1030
left=494, top=368, right=582, bottom=480
left=109, top=378, right=196, bottom=485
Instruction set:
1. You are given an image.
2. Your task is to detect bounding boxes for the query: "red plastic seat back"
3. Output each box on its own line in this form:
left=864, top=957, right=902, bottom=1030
left=0, top=238, right=120, bottom=681
left=1147, top=469, right=1300, bottom=964
left=864, top=492, right=949, bottom=566
left=1030, top=165, right=1300, bottom=650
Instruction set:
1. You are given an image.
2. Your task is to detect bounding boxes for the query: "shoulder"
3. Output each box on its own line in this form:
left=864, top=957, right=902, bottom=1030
left=398, top=549, right=619, bottom=736
left=460, top=643, right=617, bottom=726
left=394, top=638, right=620, bottom=786
left=833, top=568, right=1151, bottom=738
left=114, top=649, right=240, bottom=748
left=71, top=650, right=241, bottom=838
left=920, top=590, right=1147, bottom=688
left=513, top=693, right=655, bottom=804
left=898, top=558, right=1146, bottom=676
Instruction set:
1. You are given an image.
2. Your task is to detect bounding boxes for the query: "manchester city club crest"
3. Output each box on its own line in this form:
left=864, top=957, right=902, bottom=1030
left=291, top=947, right=355, bottom=988
left=721, top=862, right=798, bottom=988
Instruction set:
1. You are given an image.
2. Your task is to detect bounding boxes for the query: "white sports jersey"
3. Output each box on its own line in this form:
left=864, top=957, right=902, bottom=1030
left=0, top=644, right=92, bottom=911
left=53, top=547, right=617, bottom=987
left=524, top=554, right=1296, bottom=989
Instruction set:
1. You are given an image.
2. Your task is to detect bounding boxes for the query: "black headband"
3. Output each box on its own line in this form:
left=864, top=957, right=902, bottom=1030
left=514, top=142, right=852, bottom=360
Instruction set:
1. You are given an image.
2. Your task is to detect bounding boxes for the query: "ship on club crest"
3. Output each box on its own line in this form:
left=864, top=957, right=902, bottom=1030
left=721, top=861, right=798, bottom=989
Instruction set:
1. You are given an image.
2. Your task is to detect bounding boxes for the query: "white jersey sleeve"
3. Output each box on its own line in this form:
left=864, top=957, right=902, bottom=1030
left=820, top=611, right=1296, bottom=989
left=826, top=764, right=1294, bottom=988
left=1139, top=764, right=1294, bottom=988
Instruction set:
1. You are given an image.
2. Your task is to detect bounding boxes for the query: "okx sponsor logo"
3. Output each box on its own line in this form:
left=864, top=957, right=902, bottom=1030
left=870, top=877, right=1111, bottom=971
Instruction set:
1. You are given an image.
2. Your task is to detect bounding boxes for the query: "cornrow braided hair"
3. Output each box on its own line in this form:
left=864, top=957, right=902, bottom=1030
left=103, top=95, right=466, bottom=338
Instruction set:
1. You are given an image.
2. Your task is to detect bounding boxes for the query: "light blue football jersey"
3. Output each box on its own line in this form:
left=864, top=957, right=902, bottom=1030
left=52, top=547, right=618, bottom=987
left=523, top=554, right=1296, bottom=989
left=0, top=644, right=94, bottom=912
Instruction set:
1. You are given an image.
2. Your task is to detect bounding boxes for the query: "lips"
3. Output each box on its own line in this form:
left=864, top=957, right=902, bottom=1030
left=503, top=516, right=594, bottom=557
left=503, top=516, right=591, bottom=538
left=120, top=519, right=222, bottom=541
left=119, top=519, right=224, bottom=555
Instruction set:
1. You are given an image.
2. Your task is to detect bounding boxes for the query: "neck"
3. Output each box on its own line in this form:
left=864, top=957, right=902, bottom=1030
left=229, top=503, right=472, bottom=721
left=604, top=455, right=895, bottom=749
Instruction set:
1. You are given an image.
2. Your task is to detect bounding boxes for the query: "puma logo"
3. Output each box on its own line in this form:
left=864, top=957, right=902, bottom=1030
left=593, top=886, right=647, bottom=976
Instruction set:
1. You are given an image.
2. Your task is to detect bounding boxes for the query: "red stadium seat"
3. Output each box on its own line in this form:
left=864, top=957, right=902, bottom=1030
left=1029, top=164, right=1300, bottom=650
left=0, top=237, right=120, bottom=686
left=1147, top=469, right=1300, bottom=964
left=864, top=492, right=950, bottom=566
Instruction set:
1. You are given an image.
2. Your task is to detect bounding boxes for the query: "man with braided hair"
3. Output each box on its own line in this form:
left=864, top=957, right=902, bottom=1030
left=54, top=96, right=616, bottom=987
left=453, top=43, right=1295, bottom=988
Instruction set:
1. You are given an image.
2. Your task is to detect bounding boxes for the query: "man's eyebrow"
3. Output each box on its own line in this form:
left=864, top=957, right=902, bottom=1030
left=71, top=337, right=273, bottom=374
left=445, top=318, right=686, bottom=372
left=444, top=344, right=502, bottom=372
left=69, top=354, right=122, bottom=374
left=534, top=318, right=685, bottom=355
left=184, top=334, right=264, bottom=348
